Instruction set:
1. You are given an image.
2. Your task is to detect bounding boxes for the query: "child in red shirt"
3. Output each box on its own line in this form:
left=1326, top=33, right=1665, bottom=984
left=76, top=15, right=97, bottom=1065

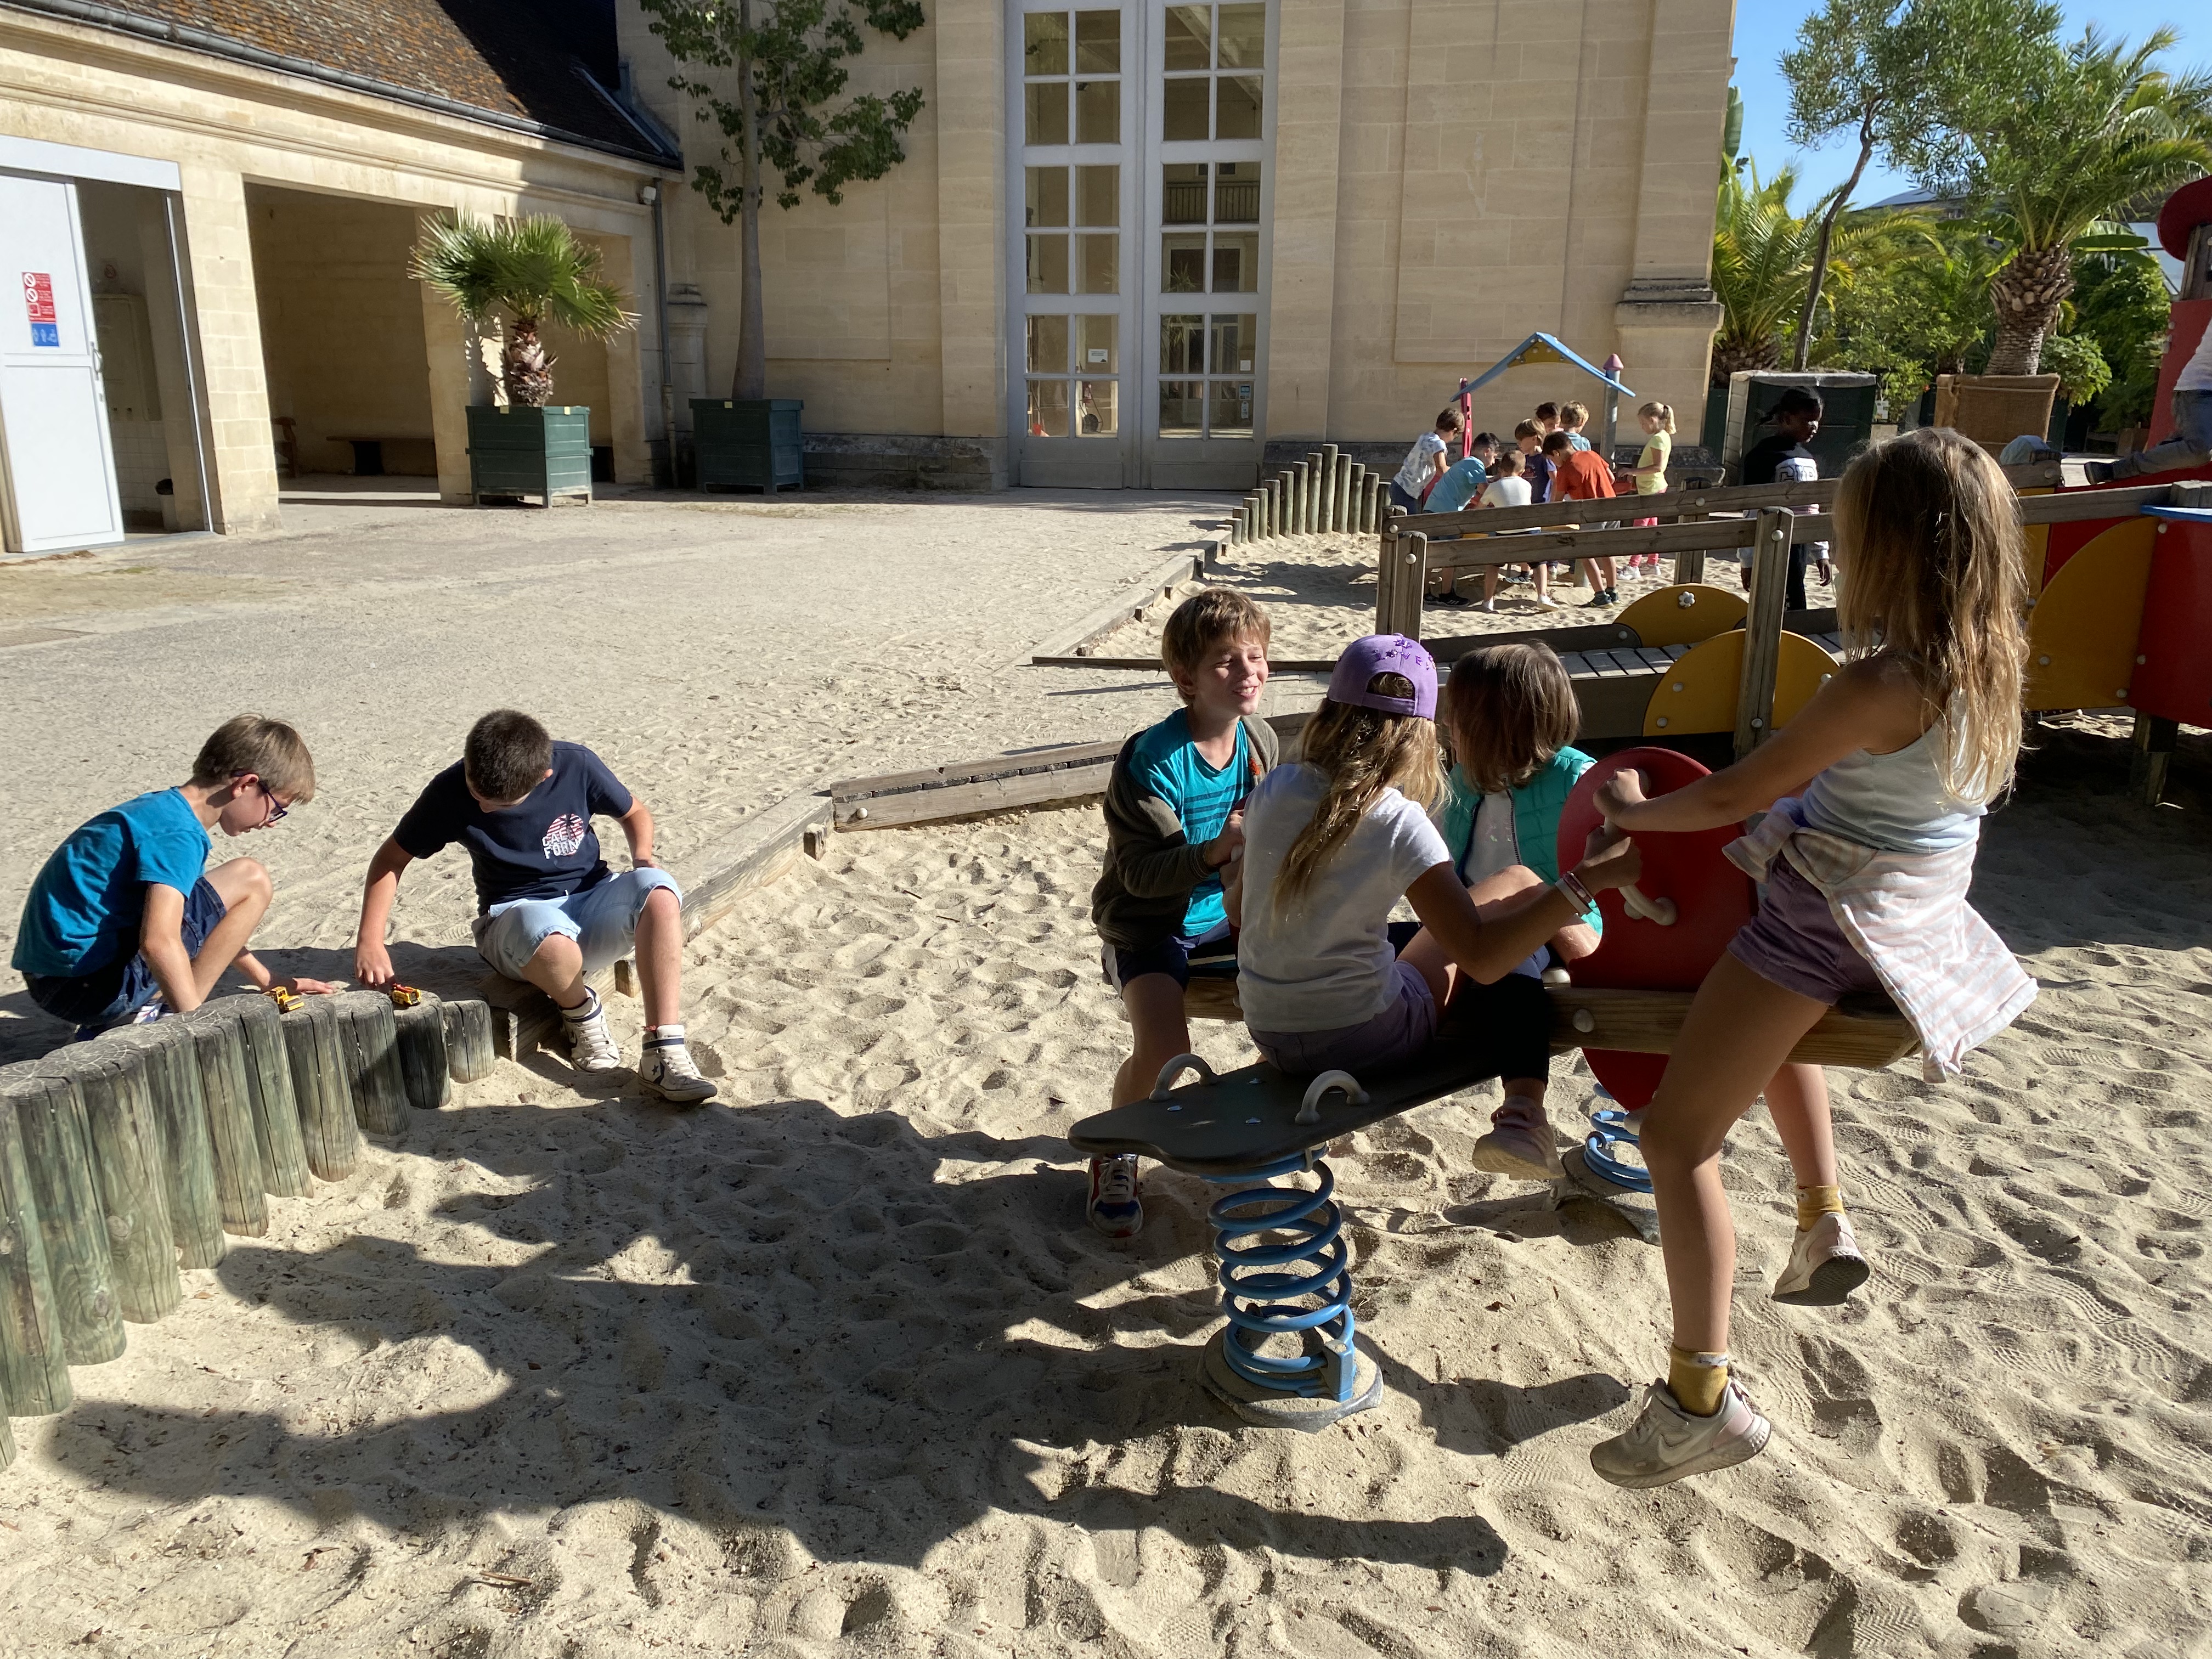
left=1542, top=430, right=1620, bottom=606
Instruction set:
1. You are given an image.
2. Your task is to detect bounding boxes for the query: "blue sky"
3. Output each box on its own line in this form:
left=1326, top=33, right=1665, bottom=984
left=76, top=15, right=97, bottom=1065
left=1733, top=1, right=2211, bottom=206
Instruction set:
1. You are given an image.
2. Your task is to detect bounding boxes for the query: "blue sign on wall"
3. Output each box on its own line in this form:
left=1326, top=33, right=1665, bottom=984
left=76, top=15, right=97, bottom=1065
left=30, top=322, right=59, bottom=348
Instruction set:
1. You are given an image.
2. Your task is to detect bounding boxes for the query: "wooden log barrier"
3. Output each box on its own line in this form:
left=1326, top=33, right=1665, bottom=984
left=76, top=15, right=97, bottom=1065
left=394, top=998, right=452, bottom=1112
left=0, top=1068, right=75, bottom=1417
left=234, top=995, right=313, bottom=1198
left=443, top=998, right=497, bottom=1084
left=101, top=1022, right=225, bottom=1268
left=1318, top=444, right=1338, bottom=532
left=59, top=1044, right=181, bottom=1324
left=183, top=1005, right=270, bottom=1238
left=280, top=997, right=361, bottom=1182
left=3, top=1065, right=125, bottom=1365
left=334, top=992, right=409, bottom=1136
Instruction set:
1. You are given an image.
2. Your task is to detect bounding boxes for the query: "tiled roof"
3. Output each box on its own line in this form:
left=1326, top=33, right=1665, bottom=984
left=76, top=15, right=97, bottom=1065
left=13, top=0, right=673, bottom=162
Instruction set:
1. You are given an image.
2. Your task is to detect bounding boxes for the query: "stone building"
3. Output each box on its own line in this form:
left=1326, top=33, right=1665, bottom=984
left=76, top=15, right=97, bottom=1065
left=0, top=0, right=1729, bottom=548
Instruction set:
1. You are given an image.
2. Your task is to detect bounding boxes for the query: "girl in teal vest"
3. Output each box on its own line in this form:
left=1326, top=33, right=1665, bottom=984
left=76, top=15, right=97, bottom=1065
left=1438, top=644, right=1602, bottom=1178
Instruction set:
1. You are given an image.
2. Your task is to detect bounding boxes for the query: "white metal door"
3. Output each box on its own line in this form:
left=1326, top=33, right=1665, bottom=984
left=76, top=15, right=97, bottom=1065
left=0, top=172, right=123, bottom=552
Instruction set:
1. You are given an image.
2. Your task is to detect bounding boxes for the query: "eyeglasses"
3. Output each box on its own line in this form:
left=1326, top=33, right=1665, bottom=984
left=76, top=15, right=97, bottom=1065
left=232, top=773, right=289, bottom=826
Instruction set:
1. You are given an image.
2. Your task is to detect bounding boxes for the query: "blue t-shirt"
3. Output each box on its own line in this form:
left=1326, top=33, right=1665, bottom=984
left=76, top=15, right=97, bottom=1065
left=394, top=741, right=633, bottom=912
left=1566, top=431, right=1592, bottom=450
left=1425, top=457, right=1489, bottom=515
left=1130, top=710, right=1254, bottom=936
left=12, top=787, right=212, bottom=978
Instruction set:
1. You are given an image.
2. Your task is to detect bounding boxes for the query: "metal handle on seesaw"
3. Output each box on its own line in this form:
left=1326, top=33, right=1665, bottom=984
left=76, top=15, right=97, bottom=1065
left=1296, top=1070, right=1369, bottom=1126
left=1150, top=1053, right=1218, bottom=1098
left=1604, top=800, right=1678, bottom=927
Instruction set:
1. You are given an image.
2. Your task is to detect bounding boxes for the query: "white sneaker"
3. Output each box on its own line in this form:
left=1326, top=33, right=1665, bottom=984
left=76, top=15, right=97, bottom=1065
left=1771, top=1210, right=1870, bottom=1305
left=1086, top=1154, right=1143, bottom=1239
left=560, top=989, right=623, bottom=1073
left=1537, top=595, right=1561, bottom=609
left=1480, top=597, right=1498, bottom=613
left=1469, top=1097, right=1563, bottom=1180
left=1590, top=1377, right=1771, bottom=1488
left=640, top=1028, right=718, bottom=1104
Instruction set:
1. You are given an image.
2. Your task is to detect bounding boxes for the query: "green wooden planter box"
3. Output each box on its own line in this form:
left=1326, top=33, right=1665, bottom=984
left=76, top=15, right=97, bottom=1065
left=466, top=405, right=594, bottom=505
left=692, top=398, right=804, bottom=492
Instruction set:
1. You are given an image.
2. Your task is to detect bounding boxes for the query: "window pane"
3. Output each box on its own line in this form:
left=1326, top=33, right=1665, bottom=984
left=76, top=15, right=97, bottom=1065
left=1212, top=230, right=1259, bottom=292
left=1161, top=162, right=1209, bottom=224
left=1026, top=234, right=1070, bottom=294
left=1028, top=380, right=1071, bottom=438
left=1025, top=81, right=1068, bottom=146
left=1024, top=12, right=1069, bottom=76
left=1211, top=313, right=1258, bottom=374
left=1077, top=379, right=1119, bottom=436
left=1159, top=380, right=1205, bottom=437
left=1075, top=165, right=1119, bottom=225
left=1026, top=314, right=1070, bottom=375
left=1075, top=78, right=1119, bottom=144
left=1217, top=4, right=1266, bottom=67
left=1025, top=166, right=1069, bottom=227
left=1162, top=77, right=1210, bottom=142
left=1079, top=314, right=1119, bottom=374
left=1075, top=233, right=1119, bottom=293
left=1214, top=162, right=1261, bottom=223
left=1160, top=314, right=1205, bottom=375
left=1162, top=232, right=1207, bottom=293
left=1074, top=9, right=1120, bottom=72
left=1209, top=380, right=1254, bottom=437
left=1218, top=75, right=1263, bottom=139
left=1164, top=5, right=1211, bottom=70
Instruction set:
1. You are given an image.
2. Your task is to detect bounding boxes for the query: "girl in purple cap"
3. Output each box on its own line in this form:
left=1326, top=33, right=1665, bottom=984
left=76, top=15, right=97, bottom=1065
left=1228, top=634, right=1642, bottom=1085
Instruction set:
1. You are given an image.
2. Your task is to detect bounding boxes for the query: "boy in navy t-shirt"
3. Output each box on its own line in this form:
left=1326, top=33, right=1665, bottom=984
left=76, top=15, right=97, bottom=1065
left=13, top=715, right=329, bottom=1035
left=352, top=710, right=714, bottom=1104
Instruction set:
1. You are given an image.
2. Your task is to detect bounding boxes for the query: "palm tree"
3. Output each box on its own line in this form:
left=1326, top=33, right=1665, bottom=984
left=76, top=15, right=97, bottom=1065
left=1932, top=27, right=2212, bottom=374
left=411, top=214, right=636, bottom=405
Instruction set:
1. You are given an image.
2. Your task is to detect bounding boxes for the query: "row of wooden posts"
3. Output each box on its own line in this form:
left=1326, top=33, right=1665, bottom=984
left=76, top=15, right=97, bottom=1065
left=1228, top=444, right=1390, bottom=543
left=0, top=990, right=497, bottom=1468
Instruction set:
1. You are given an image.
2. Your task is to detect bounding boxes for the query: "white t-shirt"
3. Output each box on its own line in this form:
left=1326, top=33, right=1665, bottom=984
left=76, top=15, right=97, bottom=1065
left=1479, top=476, right=1532, bottom=510
left=1461, top=790, right=1520, bottom=883
left=2177, top=325, right=2212, bottom=393
left=1394, top=432, right=1447, bottom=494
left=1235, top=763, right=1453, bottom=1032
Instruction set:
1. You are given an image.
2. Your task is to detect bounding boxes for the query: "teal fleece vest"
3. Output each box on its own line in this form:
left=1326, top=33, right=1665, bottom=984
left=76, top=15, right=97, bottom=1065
left=1436, top=747, right=1601, bottom=933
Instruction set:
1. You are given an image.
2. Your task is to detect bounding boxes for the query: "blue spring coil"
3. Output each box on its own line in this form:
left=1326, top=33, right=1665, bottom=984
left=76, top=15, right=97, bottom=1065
left=1201, top=1153, right=1357, bottom=1401
left=1583, top=1106, right=1654, bottom=1193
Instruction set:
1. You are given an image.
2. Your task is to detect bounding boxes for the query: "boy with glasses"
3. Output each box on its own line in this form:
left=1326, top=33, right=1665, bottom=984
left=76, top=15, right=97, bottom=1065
left=13, top=714, right=331, bottom=1037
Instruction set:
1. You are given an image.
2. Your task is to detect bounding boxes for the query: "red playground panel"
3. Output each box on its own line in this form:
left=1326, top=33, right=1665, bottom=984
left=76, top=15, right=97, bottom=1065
left=1557, top=747, right=1756, bottom=1108
left=2134, top=508, right=2212, bottom=725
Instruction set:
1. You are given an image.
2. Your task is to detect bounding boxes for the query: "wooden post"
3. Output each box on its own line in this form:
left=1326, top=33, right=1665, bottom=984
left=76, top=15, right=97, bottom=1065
left=7, top=1066, right=125, bottom=1364
left=2130, top=714, right=2179, bottom=808
left=1396, top=532, right=1430, bottom=640
left=1263, top=476, right=1280, bottom=538
left=1318, top=444, right=1338, bottom=532
left=443, top=998, right=497, bottom=1084
left=1736, top=508, right=1794, bottom=758
left=103, top=1022, right=225, bottom=1268
left=1291, top=462, right=1311, bottom=534
left=334, top=992, right=409, bottom=1137
left=1333, top=452, right=1353, bottom=532
left=394, top=998, right=452, bottom=1112
left=183, top=1005, right=269, bottom=1237
left=1672, top=509, right=1708, bottom=585
left=60, top=1046, right=180, bottom=1324
left=1374, top=523, right=1399, bottom=634
left=234, top=995, right=313, bottom=1197
left=1346, top=464, right=1365, bottom=531
left=0, top=1068, right=75, bottom=1415
left=281, top=998, right=362, bottom=1182
left=1368, top=473, right=1386, bottom=533
left=1304, top=452, right=1323, bottom=531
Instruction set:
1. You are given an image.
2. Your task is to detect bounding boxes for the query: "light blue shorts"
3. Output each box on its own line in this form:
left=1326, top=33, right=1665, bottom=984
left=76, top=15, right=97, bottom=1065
left=472, top=868, right=680, bottom=980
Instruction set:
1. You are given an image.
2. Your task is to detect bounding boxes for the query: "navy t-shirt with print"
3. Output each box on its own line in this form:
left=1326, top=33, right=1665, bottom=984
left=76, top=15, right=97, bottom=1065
left=394, top=741, right=633, bottom=912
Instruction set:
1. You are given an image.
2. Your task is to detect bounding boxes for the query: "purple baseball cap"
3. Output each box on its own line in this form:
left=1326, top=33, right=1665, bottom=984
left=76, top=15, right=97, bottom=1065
left=1328, top=634, right=1437, bottom=719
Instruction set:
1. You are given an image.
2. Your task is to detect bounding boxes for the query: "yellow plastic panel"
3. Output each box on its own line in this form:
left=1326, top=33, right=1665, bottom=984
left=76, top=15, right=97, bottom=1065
left=2022, top=517, right=2155, bottom=711
left=1614, top=583, right=1748, bottom=648
left=2017, top=487, right=2052, bottom=601
left=1644, top=631, right=1841, bottom=736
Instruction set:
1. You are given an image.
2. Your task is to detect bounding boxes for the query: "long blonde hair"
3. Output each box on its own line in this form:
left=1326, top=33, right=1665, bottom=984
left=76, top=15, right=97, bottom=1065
left=1274, top=678, right=1445, bottom=911
left=1831, top=427, right=2028, bottom=800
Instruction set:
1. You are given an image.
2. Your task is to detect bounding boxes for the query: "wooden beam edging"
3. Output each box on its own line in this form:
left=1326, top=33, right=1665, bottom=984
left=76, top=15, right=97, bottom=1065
left=1735, top=509, right=1795, bottom=759
left=1023, top=549, right=1207, bottom=665
left=676, top=783, right=836, bottom=940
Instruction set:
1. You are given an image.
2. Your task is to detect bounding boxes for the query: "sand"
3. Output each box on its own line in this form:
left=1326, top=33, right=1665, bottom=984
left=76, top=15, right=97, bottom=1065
left=1, top=494, right=2209, bottom=1657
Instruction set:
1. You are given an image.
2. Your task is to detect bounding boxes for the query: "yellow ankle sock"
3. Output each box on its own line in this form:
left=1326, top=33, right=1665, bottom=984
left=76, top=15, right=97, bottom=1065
left=1667, top=1346, right=1730, bottom=1417
left=1796, top=1183, right=1845, bottom=1231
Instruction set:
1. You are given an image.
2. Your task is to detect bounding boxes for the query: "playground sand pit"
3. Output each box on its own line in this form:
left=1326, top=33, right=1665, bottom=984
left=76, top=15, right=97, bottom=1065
left=2, top=723, right=2207, bottom=1656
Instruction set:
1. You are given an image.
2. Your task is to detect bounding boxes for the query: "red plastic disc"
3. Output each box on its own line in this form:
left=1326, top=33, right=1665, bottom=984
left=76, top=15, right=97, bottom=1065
left=1555, top=747, right=1756, bottom=1108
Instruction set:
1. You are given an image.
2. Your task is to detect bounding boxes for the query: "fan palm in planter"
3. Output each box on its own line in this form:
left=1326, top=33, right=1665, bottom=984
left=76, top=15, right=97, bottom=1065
left=411, top=213, right=637, bottom=504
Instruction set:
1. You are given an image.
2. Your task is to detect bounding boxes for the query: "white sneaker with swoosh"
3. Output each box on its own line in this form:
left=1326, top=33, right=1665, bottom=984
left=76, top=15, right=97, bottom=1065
left=1772, top=1210, right=1871, bottom=1305
left=1590, top=1378, right=1771, bottom=1488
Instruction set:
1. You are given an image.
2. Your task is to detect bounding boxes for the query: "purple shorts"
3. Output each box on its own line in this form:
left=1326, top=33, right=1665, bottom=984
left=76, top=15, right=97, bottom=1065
left=1250, top=958, right=1440, bottom=1076
left=1726, top=857, right=1883, bottom=1006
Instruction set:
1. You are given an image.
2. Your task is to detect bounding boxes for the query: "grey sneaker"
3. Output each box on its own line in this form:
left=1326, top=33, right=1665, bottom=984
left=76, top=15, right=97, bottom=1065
left=1469, top=1098, right=1562, bottom=1180
left=1772, top=1210, right=1870, bottom=1305
left=1590, top=1378, right=1771, bottom=1488
left=560, top=989, right=622, bottom=1073
left=640, top=1030, right=718, bottom=1104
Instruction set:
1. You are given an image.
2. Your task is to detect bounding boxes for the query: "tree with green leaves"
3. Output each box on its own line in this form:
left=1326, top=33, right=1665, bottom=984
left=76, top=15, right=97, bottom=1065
left=1815, top=215, right=2001, bottom=415
left=411, top=213, right=635, bottom=405
left=639, top=0, right=926, bottom=402
left=1911, top=23, right=2212, bottom=373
